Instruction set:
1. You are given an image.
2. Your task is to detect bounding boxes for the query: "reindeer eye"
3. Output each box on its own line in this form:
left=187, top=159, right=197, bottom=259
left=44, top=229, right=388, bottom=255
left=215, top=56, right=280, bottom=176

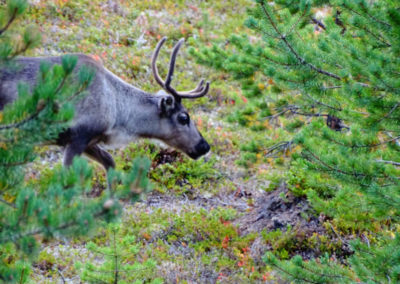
left=177, top=113, right=190, bottom=125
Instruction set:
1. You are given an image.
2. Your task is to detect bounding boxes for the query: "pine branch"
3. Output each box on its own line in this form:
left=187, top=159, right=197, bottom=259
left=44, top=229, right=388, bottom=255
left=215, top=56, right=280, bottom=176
left=2, top=209, right=108, bottom=243
left=18, top=268, right=25, bottom=284
left=0, top=70, right=71, bottom=131
left=56, top=268, right=66, bottom=284
left=0, top=197, right=16, bottom=208
left=252, top=24, right=283, bottom=40
left=266, top=259, right=320, bottom=284
left=322, top=85, right=342, bottom=90
left=113, top=229, right=118, bottom=284
left=0, top=110, right=41, bottom=131
left=376, top=102, right=400, bottom=123
left=303, top=93, right=342, bottom=111
left=8, top=39, right=35, bottom=60
left=349, top=22, right=391, bottom=48
left=285, top=9, right=307, bottom=37
left=0, top=7, right=18, bottom=36
left=342, top=3, right=391, bottom=28
left=0, top=157, right=32, bottom=167
left=265, top=140, right=294, bottom=157
left=304, top=149, right=367, bottom=178
left=261, top=51, right=296, bottom=67
left=260, top=2, right=341, bottom=81
left=311, top=17, right=326, bottom=30
left=85, top=275, right=109, bottom=284
left=262, top=108, right=291, bottom=121
left=290, top=109, right=328, bottom=118
left=329, top=135, right=400, bottom=149
left=305, top=150, right=400, bottom=184
left=280, top=74, right=317, bottom=85
left=87, top=268, right=149, bottom=274
left=376, top=160, right=400, bottom=167
left=297, top=259, right=353, bottom=282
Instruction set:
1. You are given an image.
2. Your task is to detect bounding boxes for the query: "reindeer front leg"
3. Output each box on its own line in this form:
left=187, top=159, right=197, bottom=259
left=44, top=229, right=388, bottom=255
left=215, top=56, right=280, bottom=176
left=84, top=144, right=115, bottom=170
left=62, top=125, right=103, bottom=167
left=63, top=141, right=90, bottom=167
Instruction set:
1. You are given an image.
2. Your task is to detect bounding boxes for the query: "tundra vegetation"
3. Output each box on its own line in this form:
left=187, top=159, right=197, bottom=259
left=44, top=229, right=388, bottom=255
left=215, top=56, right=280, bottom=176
left=0, top=0, right=399, bottom=283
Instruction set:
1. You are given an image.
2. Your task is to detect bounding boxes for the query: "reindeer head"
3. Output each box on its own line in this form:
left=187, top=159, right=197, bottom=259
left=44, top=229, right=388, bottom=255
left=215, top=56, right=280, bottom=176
left=151, top=37, right=210, bottom=159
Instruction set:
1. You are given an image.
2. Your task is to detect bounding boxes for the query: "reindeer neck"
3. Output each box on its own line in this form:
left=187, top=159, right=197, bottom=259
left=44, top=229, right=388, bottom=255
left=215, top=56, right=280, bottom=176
left=103, top=71, right=161, bottom=139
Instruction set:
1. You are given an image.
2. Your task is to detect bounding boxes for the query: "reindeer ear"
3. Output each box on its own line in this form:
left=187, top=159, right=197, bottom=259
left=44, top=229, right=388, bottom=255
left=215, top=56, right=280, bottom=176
left=158, top=95, right=175, bottom=115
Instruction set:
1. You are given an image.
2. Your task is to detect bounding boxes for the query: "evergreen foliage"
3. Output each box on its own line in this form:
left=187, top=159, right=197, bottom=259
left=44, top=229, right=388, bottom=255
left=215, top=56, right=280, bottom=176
left=192, top=0, right=400, bottom=282
left=0, top=1, right=151, bottom=282
left=78, top=223, right=162, bottom=284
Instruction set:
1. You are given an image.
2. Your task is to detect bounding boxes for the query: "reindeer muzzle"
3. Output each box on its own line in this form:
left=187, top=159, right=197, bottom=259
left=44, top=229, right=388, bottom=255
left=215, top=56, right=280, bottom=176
left=189, top=139, right=210, bottom=159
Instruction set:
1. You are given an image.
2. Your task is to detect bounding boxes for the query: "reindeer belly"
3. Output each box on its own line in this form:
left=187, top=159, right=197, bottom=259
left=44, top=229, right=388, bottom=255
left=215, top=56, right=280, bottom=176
left=99, top=128, right=137, bottom=149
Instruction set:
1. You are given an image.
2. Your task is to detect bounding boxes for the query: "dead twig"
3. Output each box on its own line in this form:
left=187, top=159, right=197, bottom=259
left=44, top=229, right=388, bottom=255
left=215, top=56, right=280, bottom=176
left=265, top=140, right=294, bottom=157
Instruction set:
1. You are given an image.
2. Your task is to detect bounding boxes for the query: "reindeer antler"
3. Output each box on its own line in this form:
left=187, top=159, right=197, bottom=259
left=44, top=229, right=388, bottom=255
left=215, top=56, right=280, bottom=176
left=151, top=37, right=210, bottom=100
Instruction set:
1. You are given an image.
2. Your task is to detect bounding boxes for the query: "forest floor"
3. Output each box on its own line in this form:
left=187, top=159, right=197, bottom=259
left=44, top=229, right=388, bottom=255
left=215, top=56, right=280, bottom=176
left=18, top=1, right=343, bottom=283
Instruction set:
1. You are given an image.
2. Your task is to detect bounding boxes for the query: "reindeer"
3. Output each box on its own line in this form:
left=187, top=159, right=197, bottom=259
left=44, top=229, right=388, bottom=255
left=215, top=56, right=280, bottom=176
left=0, top=37, right=211, bottom=170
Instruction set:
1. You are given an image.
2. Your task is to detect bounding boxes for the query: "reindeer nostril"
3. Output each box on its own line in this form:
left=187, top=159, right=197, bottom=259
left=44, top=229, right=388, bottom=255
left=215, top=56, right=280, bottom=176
left=195, top=139, right=210, bottom=155
left=188, top=139, right=210, bottom=159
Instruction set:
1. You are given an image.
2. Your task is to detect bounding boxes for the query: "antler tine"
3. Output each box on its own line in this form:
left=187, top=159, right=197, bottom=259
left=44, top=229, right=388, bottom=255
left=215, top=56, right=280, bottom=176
left=178, top=81, right=210, bottom=99
left=177, top=79, right=205, bottom=96
left=151, top=36, right=168, bottom=88
left=151, top=37, right=211, bottom=99
left=164, top=38, right=185, bottom=96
